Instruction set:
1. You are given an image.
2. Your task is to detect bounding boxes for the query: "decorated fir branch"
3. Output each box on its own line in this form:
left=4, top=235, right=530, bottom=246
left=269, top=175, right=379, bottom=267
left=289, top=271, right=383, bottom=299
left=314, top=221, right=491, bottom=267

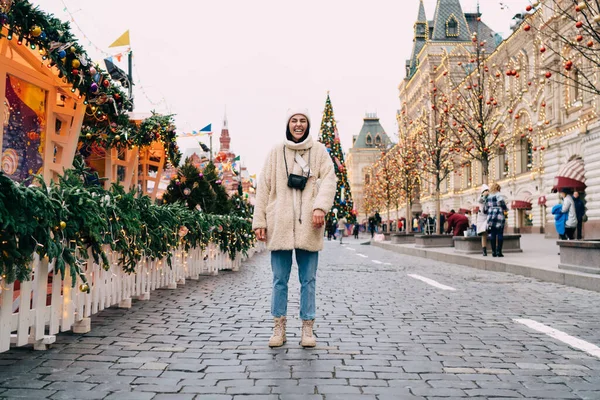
left=1, top=0, right=132, bottom=115
left=318, top=93, right=356, bottom=223
left=1, top=1, right=183, bottom=165
left=80, top=112, right=182, bottom=167
left=0, top=157, right=256, bottom=289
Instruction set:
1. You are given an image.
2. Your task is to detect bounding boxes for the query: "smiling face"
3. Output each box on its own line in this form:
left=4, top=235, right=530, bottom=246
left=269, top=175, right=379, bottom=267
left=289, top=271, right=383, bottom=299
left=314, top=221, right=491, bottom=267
left=288, top=114, right=308, bottom=142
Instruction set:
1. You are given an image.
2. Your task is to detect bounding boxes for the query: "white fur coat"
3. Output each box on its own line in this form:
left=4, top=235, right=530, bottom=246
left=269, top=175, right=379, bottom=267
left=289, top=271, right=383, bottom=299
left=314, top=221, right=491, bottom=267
left=252, top=135, right=337, bottom=252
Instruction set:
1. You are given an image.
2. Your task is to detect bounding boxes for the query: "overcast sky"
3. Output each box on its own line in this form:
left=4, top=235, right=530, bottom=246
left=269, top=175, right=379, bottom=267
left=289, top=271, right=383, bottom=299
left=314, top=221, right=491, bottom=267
left=38, top=0, right=529, bottom=175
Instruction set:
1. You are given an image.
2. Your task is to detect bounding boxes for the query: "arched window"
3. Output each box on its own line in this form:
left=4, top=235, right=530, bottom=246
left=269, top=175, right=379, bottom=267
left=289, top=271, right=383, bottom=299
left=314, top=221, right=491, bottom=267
left=375, top=134, right=382, bottom=146
left=521, top=138, right=533, bottom=172
left=366, top=134, right=373, bottom=146
left=446, top=16, right=459, bottom=37
left=365, top=174, right=370, bottom=185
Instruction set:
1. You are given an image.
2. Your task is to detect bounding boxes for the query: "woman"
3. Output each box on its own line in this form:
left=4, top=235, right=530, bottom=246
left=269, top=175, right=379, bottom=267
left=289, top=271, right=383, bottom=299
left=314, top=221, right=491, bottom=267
left=476, top=184, right=489, bottom=256
left=559, top=188, right=577, bottom=240
left=252, top=108, right=336, bottom=348
left=484, top=183, right=509, bottom=257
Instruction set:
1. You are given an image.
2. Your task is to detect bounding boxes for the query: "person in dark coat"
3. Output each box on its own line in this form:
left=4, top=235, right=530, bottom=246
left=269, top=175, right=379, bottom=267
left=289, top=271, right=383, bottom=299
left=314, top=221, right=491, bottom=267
left=445, top=210, right=470, bottom=237
left=573, top=191, right=585, bottom=239
left=353, top=222, right=359, bottom=239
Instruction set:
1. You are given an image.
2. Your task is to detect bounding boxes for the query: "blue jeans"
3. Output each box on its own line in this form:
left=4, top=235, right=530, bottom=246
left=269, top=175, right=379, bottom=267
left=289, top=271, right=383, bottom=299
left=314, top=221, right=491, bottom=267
left=271, top=249, right=318, bottom=320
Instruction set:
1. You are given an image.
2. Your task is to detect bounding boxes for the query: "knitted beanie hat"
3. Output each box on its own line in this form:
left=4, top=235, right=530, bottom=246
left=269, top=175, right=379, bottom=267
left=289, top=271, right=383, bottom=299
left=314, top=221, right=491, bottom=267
left=481, top=184, right=490, bottom=194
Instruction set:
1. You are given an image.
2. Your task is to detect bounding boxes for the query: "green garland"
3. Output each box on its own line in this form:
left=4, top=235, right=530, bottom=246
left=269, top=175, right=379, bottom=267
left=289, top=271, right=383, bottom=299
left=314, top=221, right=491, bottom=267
left=80, top=112, right=181, bottom=167
left=0, top=157, right=256, bottom=289
left=2, top=0, right=132, bottom=113
left=2, top=1, right=181, bottom=165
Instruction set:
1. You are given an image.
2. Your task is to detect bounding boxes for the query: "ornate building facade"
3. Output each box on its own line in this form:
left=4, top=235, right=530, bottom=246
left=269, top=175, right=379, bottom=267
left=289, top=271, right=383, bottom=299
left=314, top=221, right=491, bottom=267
left=347, top=113, right=393, bottom=222
left=397, top=0, right=600, bottom=238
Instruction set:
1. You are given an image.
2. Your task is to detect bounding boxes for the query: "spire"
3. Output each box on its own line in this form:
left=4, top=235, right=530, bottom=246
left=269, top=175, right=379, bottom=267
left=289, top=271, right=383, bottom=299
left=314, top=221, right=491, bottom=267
left=406, top=0, right=429, bottom=79
left=417, top=0, right=427, bottom=22
left=223, top=107, right=228, bottom=130
left=430, top=0, right=471, bottom=42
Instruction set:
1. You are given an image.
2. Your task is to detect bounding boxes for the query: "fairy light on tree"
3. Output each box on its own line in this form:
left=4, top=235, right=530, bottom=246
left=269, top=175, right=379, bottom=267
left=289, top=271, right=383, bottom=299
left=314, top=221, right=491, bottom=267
left=412, top=82, right=455, bottom=234
left=522, top=0, right=600, bottom=96
left=396, top=106, right=422, bottom=228
left=443, top=14, right=514, bottom=186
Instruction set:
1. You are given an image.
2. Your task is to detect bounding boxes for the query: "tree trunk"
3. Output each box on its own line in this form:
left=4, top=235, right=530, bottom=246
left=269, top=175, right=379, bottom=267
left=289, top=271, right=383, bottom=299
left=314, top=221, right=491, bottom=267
left=481, top=157, right=489, bottom=185
left=406, top=195, right=411, bottom=234
left=435, top=188, right=442, bottom=235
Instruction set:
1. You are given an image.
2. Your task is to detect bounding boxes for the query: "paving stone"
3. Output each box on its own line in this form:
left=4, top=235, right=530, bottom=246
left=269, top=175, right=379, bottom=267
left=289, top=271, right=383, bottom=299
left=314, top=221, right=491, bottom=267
left=3, top=241, right=600, bottom=399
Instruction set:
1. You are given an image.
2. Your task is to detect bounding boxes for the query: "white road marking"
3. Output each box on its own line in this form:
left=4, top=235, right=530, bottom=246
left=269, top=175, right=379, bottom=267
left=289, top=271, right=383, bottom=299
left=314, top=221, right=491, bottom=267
left=514, top=319, right=600, bottom=359
left=356, top=254, right=368, bottom=258
left=408, top=274, right=457, bottom=291
left=346, top=247, right=356, bottom=251
left=371, top=260, right=383, bottom=264
left=384, top=262, right=392, bottom=266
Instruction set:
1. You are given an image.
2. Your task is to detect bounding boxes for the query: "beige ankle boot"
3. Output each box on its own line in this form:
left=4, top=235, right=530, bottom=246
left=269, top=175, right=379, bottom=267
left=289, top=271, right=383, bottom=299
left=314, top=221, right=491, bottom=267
left=268, top=316, right=287, bottom=347
left=300, top=319, right=316, bottom=347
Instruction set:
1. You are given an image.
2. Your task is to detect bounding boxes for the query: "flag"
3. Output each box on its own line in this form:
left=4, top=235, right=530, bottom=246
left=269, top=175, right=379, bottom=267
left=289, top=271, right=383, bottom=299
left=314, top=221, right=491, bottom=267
left=200, top=124, right=212, bottom=132
left=233, top=155, right=240, bottom=161
left=192, top=130, right=198, bottom=135
left=250, top=174, right=257, bottom=179
left=109, top=30, right=130, bottom=48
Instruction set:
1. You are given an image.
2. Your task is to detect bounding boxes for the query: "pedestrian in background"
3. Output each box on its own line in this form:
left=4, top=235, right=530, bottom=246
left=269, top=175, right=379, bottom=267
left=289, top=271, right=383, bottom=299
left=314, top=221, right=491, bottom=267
left=337, top=215, right=347, bottom=244
left=446, top=210, right=469, bottom=237
left=573, top=191, right=585, bottom=239
left=484, top=183, right=509, bottom=257
left=552, top=201, right=568, bottom=240
left=476, top=184, right=490, bottom=256
left=252, top=108, right=336, bottom=348
left=559, top=188, right=577, bottom=240
left=353, top=222, right=360, bottom=239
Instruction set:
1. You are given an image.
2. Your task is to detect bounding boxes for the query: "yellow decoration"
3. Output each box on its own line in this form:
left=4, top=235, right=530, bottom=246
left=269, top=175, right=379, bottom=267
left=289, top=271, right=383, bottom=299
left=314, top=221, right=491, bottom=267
left=72, top=59, right=80, bottom=68
left=31, top=26, right=42, bottom=37
left=79, top=283, right=90, bottom=293
left=59, top=221, right=67, bottom=230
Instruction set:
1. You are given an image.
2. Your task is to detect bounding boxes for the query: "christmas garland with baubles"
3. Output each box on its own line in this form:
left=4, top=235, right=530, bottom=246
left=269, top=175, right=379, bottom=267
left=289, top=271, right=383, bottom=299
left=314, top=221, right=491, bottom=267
left=1, top=0, right=181, bottom=166
left=0, top=157, right=256, bottom=292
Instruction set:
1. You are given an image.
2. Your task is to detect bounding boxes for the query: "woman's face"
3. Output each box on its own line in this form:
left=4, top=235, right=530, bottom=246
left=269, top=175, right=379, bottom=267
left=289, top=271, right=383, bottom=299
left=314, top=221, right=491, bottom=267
left=482, top=190, right=489, bottom=196
left=289, top=114, right=308, bottom=141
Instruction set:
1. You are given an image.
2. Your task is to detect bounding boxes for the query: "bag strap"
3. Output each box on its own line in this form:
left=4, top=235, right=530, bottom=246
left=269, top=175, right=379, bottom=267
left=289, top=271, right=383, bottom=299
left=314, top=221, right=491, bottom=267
left=295, top=150, right=311, bottom=176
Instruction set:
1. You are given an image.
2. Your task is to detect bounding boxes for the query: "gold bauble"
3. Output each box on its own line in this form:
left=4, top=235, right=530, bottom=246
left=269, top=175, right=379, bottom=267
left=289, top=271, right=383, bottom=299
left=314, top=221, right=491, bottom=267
left=59, top=221, right=67, bottom=230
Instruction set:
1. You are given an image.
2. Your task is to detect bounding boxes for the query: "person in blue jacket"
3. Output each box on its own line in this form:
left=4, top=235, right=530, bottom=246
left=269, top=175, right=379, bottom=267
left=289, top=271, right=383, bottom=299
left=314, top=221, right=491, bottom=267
left=552, top=202, right=568, bottom=240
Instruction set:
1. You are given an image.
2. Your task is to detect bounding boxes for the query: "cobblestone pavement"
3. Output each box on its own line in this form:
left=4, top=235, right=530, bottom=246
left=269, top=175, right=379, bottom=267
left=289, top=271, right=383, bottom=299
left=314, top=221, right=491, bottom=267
left=2, top=237, right=600, bottom=399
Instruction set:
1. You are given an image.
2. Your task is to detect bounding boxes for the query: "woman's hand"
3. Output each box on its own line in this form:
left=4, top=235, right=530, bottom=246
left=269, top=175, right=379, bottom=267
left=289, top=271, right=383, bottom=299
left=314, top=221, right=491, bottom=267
left=255, top=228, right=267, bottom=241
left=312, top=209, right=325, bottom=228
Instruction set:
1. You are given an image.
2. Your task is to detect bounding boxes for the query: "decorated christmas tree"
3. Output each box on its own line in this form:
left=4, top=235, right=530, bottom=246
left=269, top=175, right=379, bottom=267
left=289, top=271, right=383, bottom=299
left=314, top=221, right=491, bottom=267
left=318, top=93, right=355, bottom=224
left=163, top=158, right=216, bottom=212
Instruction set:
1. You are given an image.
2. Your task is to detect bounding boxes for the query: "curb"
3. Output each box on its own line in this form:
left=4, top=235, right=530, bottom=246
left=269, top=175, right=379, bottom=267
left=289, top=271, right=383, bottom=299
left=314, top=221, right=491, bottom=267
left=371, top=240, right=600, bottom=293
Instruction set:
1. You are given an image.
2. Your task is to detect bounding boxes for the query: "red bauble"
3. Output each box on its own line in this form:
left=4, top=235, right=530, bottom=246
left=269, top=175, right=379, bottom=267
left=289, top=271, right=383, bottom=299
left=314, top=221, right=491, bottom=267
left=545, top=72, right=552, bottom=78
left=576, top=21, right=584, bottom=28
left=524, top=24, right=531, bottom=31
left=103, top=79, right=110, bottom=87
left=540, top=46, right=546, bottom=53
left=526, top=5, right=533, bottom=11
left=588, top=40, right=594, bottom=47
left=576, top=35, right=584, bottom=42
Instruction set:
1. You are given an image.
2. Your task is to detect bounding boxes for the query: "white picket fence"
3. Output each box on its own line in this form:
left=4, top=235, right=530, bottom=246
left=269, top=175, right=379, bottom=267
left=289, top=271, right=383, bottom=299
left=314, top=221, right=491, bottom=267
left=0, top=242, right=265, bottom=353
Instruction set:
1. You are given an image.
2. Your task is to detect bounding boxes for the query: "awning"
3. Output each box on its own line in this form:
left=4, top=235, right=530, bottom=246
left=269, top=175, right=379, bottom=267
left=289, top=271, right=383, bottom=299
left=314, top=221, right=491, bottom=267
left=473, top=206, right=480, bottom=213
left=552, top=157, right=586, bottom=192
left=458, top=208, right=470, bottom=214
left=538, top=195, right=547, bottom=206
left=511, top=200, right=532, bottom=210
